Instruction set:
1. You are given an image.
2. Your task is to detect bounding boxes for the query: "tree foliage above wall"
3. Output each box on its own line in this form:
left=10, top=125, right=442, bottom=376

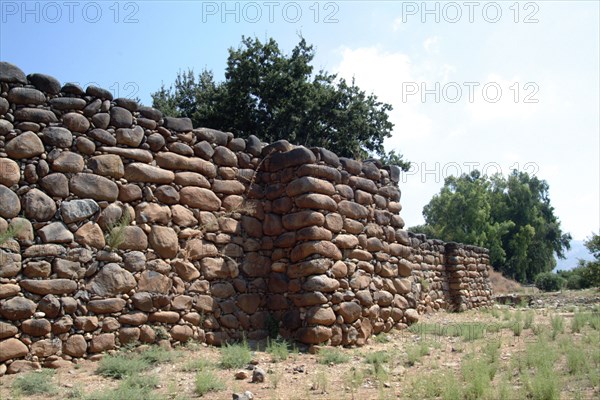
left=410, top=170, right=572, bottom=283
left=151, top=36, right=410, bottom=170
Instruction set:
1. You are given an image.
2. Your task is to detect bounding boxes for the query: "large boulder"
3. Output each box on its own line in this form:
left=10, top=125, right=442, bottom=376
left=22, top=188, right=56, bottom=221
left=5, top=131, right=45, bottom=159
left=88, top=263, right=136, bottom=296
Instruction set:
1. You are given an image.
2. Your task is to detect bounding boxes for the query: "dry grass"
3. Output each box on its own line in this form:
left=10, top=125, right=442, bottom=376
left=488, top=267, right=535, bottom=294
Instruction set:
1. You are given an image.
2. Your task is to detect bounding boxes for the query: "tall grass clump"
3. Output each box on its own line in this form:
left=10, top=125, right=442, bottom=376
left=265, top=338, right=290, bottom=362
left=96, top=353, right=148, bottom=379
left=219, top=338, right=252, bottom=369
left=318, top=347, right=350, bottom=365
left=12, top=369, right=57, bottom=395
left=524, top=310, right=535, bottom=329
left=195, top=370, right=225, bottom=396
left=550, top=315, right=564, bottom=340
left=105, top=212, right=131, bottom=250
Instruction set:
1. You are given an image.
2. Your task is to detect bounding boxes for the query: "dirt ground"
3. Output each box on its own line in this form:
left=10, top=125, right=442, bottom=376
left=1, top=289, right=599, bottom=400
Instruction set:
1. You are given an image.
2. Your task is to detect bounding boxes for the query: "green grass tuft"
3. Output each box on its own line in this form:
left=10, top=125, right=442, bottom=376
left=105, top=211, right=132, bottom=250
left=87, top=374, right=161, bottom=400
left=12, top=369, right=57, bottom=395
left=550, top=315, right=564, bottom=340
left=219, top=339, right=252, bottom=369
left=96, top=353, right=148, bottom=379
left=195, top=369, right=225, bottom=396
left=318, top=347, right=350, bottom=365
left=265, top=338, right=290, bottom=362
left=139, top=346, right=177, bottom=365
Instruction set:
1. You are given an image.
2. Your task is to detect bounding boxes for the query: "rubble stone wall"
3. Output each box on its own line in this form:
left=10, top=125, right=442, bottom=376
left=0, top=62, right=492, bottom=372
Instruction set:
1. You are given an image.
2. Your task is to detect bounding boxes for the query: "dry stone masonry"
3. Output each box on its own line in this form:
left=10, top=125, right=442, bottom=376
left=0, top=62, right=492, bottom=373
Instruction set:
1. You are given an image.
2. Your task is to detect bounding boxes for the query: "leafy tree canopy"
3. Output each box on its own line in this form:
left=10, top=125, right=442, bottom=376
left=411, top=170, right=572, bottom=283
left=152, top=36, right=409, bottom=169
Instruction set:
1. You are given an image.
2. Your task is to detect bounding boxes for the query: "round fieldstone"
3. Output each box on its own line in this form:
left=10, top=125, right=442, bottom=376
left=49, top=97, right=87, bottom=111
left=0, top=158, right=20, bottom=187
left=87, top=263, right=136, bottom=296
left=61, top=82, right=85, bottom=95
left=0, top=297, right=36, bottom=320
left=88, top=155, right=124, bottom=179
left=7, top=87, right=46, bottom=105
left=5, top=131, right=45, bottom=159
left=38, top=222, right=73, bottom=243
left=154, top=185, right=179, bottom=204
left=22, top=188, right=56, bottom=221
left=28, top=73, right=61, bottom=94
left=146, top=133, right=165, bottom=151
left=0, top=62, right=27, bottom=84
left=39, top=173, right=69, bottom=198
left=148, top=226, right=179, bottom=259
left=60, top=199, right=100, bottom=223
left=21, top=318, right=51, bottom=336
left=86, top=85, right=113, bottom=100
left=110, top=107, right=133, bottom=128
left=63, top=334, right=87, bottom=357
left=118, top=184, right=142, bottom=202
left=0, top=97, right=9, bottom=115
left=76, top=136, right=96, bottom=155
left=14, top=108, right=58, bottom=124
left=91, top=113, right=110, bottom=129
left=138, top=106, right=162, bottom=121
left=74, top=222, right=105, bottom=249
left=52, top=151, right=85, bottom=173
left=0, top=338, right=28, bottom=362
left=116, top=126, right=144, bottom=147
left=88, top=128, right=116, bottom=146
left=42, top=127, right=73, bottom=148
left=62, top=112, right=90, bottom=133
left=0, top=119, right=13, bottom=135
left=69, top=173, right=118, bottom=202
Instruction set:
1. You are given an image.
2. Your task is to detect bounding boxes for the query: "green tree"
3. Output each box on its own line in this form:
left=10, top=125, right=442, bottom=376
left=580, top=233, right=600, bottom=287
left=151, top=36, right=408, bottom=168
left=412, top=170, right=571, bottom=283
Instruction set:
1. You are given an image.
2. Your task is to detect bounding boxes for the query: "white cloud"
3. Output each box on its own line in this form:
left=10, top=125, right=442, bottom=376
left=392, top=17, right=406, bottom=31
left=333, top=46, right=434, bottom=144
left=423, top=36, right=439, bottom=54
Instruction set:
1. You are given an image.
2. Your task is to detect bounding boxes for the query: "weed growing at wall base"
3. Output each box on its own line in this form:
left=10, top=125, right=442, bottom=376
left=12, top=369, right=57, bottom=395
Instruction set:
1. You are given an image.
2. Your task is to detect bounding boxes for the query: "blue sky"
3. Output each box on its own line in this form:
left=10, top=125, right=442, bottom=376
left=1, top=0, right=598, bottom=242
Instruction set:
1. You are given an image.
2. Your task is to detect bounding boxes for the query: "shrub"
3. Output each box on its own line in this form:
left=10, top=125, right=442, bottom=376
left=12, top=369, right=57, bottom=395
left=318, top=347, right=350, bottom=365
left=571, top=312, right=588, bottom=333
left=87, top=375, right=163, bottom=400
left=374, top=333, right=390, bottom=343
left=265, top=338, right=290, bottom=362
left=550, top=315, right=564, bottom=340
left=195, top=370, right=224, bottom=396
left=513, top=321, right=523, bottom=336
left=405, top=342, right=430, bottom=366
left=534, top=272, right=566, bottom=292
left=219, top=339, right=252, bottom=369
left=182, top=358, right=213, bottom=372
left=364, top=351, right=391, bottom=375
left=524, top=311, right=535, bottom=329
left=139, top=346, right=177, bottom=365
left=97, top=353, right=148, bottom=379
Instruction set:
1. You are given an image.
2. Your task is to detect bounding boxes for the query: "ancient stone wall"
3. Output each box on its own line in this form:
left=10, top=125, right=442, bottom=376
left=0, top=62, right=492, bottom=373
